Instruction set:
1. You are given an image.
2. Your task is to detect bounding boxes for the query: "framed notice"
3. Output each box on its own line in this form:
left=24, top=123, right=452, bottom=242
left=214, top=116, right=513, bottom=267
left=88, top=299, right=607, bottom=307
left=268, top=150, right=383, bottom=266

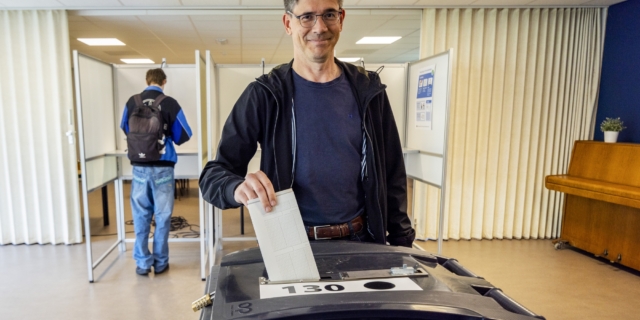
left=416, top=66, right=435, bottom=129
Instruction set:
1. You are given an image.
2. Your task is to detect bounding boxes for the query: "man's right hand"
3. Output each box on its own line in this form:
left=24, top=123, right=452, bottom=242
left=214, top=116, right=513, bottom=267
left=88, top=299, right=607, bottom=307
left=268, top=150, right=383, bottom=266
left=234, top=170, right=277, bottom=212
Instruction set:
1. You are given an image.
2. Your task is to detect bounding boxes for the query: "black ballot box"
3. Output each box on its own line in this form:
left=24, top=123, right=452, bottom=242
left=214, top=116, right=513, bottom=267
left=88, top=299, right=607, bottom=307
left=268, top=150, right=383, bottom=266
left=196, top=241, right=545, bottom=320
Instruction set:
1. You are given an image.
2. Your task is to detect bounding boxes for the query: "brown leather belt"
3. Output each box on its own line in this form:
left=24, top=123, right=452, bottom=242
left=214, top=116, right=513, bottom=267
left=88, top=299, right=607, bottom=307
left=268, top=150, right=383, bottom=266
left=306, top=215, right=364, bottom=240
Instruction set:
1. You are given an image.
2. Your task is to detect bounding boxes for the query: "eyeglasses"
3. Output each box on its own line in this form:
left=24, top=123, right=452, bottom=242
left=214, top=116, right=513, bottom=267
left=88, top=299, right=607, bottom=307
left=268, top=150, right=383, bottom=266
left=287, top=10, right=342, bottom=28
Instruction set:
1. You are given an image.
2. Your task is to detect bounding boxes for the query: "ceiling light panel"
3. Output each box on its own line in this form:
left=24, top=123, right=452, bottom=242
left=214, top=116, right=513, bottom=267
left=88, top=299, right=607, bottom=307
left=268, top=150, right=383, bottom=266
left=356, top=37, right=402, bottom=44
left=120, top=58, right=155, bottom=64
left=78, top=38, right=125, bottom=46
left=338, top=57, right=362, bottom=62
left=104, top=50, right=139, bottom=56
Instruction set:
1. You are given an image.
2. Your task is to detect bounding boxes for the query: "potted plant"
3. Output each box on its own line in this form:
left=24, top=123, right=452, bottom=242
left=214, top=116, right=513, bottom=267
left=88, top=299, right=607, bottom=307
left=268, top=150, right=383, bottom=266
left=600, top=117, right=626, bottom=143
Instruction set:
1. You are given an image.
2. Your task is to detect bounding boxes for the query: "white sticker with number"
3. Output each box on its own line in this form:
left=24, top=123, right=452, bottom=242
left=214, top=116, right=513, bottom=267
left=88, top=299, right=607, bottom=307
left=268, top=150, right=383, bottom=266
left=260, top=278, right=423, bottom=299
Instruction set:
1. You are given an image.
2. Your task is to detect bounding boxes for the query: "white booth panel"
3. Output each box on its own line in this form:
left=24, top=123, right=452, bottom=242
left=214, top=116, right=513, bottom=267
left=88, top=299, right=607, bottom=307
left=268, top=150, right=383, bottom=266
left=217, top=65, right=275, bottom=136
left=216, top=65, right=275, bottom=172
left=197, top=53, right=208, bottom=169
left=86, top=157, right=118, bottom=191
left=405, top=153, right=443, bottom=187
left=208, top=55, right=219, bottom=160
left=119, top=155, right=199, bottom=179
left=114, top=65, right=199, bottom=152
left=405, top=55, right=450, bottom=158
left=78, top=55, right=117, bottom=159
left=366, top=64, right=407, bottom=142
left=175, top=155, right=199, bottom=178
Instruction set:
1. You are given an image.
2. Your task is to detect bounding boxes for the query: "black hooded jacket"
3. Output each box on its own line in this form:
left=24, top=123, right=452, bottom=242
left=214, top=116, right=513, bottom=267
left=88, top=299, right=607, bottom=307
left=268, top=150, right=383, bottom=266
left=199, top=59, right=415, bottom=247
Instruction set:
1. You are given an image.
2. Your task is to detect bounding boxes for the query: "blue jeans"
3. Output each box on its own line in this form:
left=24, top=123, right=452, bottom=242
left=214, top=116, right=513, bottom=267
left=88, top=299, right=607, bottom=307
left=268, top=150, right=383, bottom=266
left=130, top=166, right=175, bottom=269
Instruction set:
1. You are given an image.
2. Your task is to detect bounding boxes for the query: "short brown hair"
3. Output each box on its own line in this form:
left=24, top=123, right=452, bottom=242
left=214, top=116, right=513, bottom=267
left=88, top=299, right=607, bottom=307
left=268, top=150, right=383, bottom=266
left=284, top=0, right=343, bottom=13
left=146, top=68, right=166, bottom=86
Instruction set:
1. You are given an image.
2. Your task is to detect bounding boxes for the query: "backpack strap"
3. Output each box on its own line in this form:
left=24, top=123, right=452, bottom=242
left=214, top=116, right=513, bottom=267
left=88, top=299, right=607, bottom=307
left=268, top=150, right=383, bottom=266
left=152, top=94, right=167, bottom=108
left=133, top=94, right=143, bottom=108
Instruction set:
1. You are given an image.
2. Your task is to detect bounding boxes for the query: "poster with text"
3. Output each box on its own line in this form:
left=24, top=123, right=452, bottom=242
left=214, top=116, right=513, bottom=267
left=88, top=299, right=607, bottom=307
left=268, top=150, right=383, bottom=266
left=416, top=66, right=435, bottom=129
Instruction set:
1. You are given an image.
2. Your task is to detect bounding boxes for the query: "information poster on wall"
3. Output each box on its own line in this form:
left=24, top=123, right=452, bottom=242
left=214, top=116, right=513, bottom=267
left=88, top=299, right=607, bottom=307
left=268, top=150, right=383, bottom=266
left=416, top=66, right=435, bottom=129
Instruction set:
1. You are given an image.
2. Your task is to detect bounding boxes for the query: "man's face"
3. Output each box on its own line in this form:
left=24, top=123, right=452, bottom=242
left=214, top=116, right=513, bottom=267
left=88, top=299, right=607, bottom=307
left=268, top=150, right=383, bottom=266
left=283, top=0, right=344, bottom=64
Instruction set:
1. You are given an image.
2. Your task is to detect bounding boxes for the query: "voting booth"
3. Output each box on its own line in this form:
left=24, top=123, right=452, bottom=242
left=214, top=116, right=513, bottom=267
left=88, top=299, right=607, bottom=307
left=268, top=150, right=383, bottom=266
left=71, top=50, right=451, bottom=281
left=403, top=50, right=454, bottom=254
left=73, top=50, right=216, bottom=282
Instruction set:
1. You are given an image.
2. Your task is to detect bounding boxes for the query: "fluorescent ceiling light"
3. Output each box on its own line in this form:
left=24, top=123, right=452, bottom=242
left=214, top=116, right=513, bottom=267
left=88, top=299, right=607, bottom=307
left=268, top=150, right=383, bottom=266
left=338, top=57, right=361, bottom=62
left=356, top=37, right=402, bottom=44
left=77, top=38, right=125, bottom=46
left=120, top=59, right=155, bottom=64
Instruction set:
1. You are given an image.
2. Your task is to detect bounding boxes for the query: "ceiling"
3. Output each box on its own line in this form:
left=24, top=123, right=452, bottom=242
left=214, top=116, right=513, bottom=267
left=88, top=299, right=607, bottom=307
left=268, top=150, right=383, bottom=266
left=1, top=0, right=625, bottom=65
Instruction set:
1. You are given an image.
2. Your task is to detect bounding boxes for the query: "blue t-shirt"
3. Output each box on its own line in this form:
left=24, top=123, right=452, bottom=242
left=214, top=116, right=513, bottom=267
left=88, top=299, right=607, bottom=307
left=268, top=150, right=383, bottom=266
left=291, top=69, right=365, bottom=226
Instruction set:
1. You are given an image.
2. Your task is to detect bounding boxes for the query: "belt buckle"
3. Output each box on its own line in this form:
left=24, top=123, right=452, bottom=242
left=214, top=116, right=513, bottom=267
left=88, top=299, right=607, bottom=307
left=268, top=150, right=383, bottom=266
left=313, top=225, right=331, bottom=240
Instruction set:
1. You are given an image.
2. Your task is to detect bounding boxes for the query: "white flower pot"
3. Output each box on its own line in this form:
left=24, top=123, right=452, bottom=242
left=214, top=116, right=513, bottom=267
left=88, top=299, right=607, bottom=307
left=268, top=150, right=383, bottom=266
left=604, top=131, right=619, bottom=143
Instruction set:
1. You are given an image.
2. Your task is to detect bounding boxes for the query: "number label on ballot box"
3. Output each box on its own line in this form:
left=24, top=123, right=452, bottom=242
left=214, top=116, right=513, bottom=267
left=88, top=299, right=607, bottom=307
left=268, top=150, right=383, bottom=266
left=260, top=278, right=422, bottom=299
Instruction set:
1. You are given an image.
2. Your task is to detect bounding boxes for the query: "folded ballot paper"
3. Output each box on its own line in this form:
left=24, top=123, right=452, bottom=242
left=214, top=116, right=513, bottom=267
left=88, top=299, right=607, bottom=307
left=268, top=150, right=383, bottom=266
left=246, top=189, right=320, bottom=282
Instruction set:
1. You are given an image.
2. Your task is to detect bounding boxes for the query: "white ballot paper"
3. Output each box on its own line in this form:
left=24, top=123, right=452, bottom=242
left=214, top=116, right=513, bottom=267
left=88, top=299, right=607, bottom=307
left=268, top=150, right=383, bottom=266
left=246, top=189, right=320, bottom=282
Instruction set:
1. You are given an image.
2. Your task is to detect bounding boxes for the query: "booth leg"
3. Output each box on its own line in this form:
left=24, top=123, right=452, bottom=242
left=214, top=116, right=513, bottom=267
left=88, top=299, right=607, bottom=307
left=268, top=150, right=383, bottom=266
left=115, top=178, right=127, bottom=253
left=102, top=186, right=109, bottom=226
left=240, top=207, right=245, bottom=235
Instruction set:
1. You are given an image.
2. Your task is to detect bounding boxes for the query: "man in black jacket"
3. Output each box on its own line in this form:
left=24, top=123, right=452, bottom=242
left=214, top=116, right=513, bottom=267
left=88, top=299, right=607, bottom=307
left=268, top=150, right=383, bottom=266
left=199, top=0, right=415, bottom=247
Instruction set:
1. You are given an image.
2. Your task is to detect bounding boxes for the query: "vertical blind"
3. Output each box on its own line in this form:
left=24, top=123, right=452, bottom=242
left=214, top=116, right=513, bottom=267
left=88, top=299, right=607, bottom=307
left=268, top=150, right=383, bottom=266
left=0, top=10, right=81, bottom=245
left=415, top=7, right=604, bottom=240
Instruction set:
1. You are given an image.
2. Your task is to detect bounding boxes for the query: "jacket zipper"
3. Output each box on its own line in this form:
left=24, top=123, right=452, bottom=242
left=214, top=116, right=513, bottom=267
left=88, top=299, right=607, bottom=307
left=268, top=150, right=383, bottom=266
left=255, top=79, right=282, bottom=190
left=361, top=87, right=385, bottom=241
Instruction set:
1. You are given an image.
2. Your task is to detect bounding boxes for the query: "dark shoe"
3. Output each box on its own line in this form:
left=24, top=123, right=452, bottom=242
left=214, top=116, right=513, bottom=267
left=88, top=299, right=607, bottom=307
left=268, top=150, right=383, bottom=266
left=136, top=267, right=151, bottom=275
left=154, top=264, right=169, bottom=274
